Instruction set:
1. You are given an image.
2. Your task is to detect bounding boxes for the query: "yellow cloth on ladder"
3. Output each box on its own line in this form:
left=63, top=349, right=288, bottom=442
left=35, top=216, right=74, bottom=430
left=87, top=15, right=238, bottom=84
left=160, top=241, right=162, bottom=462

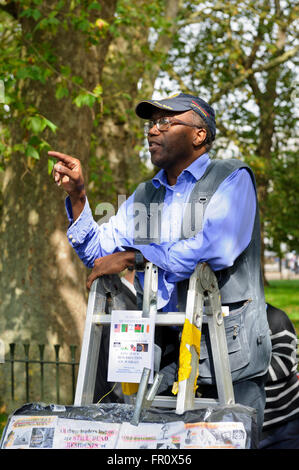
left=172, top=318, right=201, bottom=395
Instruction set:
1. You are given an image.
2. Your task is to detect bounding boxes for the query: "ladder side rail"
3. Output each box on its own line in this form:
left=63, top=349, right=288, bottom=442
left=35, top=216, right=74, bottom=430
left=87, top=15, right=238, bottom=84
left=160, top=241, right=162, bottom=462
left=197, top=263, right=235, bottom=405
left=205, top=300, right=235, bottom=405
left=74, top=278, right=105, bottom=405
left=74, top=275, right=127, bottom=406
left=129, top=263, right=159, bottom=423
left=176, top=265, right=204, bottom=414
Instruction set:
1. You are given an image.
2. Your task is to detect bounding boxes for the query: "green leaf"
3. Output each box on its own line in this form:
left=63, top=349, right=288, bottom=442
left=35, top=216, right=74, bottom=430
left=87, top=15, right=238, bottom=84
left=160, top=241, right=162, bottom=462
left=73, top=92, right=96, bottom=108
left=39, top=139, right=51, bottom=151
left=55, top=85, right=69, bottom=99
left=71, top=75, right=83, bottom=85
left=28, top=135, right=42, bottom=146
left=60, top=65, right=71, bottom=77
left=88, top=2, right=102, bottom=11
left=28, top=116, right=46, bottom=134
left=0, top=142, right=6, bottom=154
left=48, top=158, right=55, bottom=175
left=12, top=143, right=26, bottom=153
left=32, top=9, right=42, bottom=21
left=25, top=145, right=39, bottom=160
left=93, top=84, right=103, bottom=97
left=48, top=17, right=60, bottom=26
left=43, top=118, right=58, bottom=133
left=34, top=18, right=49, bottom=31
left=23, top=115, right=57, bottom=135
left=16, top=65, right=50, bottom=84
left=16, top=68, right=31, bottom=80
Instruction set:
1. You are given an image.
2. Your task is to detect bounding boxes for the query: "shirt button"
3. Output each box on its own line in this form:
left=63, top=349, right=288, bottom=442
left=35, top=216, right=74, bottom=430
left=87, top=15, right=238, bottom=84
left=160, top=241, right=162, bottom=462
left=72, top=239, right=76, bottom=244
left=176, top=192, right=181, bottom=197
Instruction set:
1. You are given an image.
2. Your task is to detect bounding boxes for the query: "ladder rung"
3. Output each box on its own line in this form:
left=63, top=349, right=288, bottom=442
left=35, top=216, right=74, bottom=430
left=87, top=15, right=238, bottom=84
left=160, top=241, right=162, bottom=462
left=144, top=395, right=219, bottom=409
left=93, top=312, right=214, bottom=326
left=93, top=313, right=187, bottom=326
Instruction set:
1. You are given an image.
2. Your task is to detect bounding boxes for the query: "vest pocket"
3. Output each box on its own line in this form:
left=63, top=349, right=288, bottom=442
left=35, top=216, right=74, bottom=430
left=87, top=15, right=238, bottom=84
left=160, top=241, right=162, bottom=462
left=198, top=304, right=250, bottom=380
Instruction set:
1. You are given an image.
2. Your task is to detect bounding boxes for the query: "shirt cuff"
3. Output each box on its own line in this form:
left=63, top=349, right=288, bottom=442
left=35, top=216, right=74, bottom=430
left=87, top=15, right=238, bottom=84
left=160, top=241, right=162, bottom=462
left=65, top=196, right=97, bottom=247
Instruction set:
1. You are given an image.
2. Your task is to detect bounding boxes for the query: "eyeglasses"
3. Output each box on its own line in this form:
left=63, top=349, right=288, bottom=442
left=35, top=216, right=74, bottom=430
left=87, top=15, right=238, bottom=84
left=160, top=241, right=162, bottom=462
left=144, top=117, right=202, bottom=135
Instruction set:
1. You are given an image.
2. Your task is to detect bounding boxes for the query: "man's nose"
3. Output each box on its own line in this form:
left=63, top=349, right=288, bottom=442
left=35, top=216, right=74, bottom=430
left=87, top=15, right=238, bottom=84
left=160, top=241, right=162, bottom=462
left=148, top=123, right=160, bottom=135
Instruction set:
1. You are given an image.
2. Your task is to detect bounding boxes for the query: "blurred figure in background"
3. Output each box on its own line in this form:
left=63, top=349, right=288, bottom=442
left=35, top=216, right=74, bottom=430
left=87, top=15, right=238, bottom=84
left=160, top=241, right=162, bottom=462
left=259, top=304, right=299, bottom=449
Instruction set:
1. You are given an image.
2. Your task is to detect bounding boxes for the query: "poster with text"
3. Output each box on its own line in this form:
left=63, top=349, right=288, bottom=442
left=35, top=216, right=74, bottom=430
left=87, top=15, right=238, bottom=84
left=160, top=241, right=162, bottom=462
left=108, top=310, right=155, bottom=383
left=53, top=419, right=120, bottom=449
left=116, top=420, right=246, bottom=449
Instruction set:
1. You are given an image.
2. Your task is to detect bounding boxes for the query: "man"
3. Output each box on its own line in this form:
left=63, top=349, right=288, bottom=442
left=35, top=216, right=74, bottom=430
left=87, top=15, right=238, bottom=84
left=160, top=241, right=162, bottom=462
left=50, top=92, right=271, bottom=435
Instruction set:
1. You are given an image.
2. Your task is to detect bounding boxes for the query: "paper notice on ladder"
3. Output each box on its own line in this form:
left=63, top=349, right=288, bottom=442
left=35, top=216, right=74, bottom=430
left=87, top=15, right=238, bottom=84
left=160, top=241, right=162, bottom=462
left=108, top=310, right=155, bottom=384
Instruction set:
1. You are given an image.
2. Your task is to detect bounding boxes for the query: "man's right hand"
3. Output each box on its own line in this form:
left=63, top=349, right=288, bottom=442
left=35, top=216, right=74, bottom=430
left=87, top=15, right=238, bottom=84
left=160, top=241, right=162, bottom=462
left=49, top=150, right=85, bottom=197
left=49, top=150, right=86, bottom=220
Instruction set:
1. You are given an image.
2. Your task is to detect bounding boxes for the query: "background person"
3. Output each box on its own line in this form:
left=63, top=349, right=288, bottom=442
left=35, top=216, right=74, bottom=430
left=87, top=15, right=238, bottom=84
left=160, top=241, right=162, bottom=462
left=259, top=304, right=299, bottom=449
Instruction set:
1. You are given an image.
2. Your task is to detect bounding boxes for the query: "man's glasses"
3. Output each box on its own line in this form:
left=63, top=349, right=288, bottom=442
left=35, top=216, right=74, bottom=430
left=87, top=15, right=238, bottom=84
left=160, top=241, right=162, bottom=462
left=144, top=117, right=202, bottom=135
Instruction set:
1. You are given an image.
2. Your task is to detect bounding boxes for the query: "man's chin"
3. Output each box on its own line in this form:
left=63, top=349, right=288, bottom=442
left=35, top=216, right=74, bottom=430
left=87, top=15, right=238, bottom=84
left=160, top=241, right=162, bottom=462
left=150, top=152, right=166, bottom=169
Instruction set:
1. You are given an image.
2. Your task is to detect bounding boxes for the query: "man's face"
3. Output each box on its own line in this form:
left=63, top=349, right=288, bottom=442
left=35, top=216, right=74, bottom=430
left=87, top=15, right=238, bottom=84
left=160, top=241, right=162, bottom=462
left=147, top=110, right=197, bottom=171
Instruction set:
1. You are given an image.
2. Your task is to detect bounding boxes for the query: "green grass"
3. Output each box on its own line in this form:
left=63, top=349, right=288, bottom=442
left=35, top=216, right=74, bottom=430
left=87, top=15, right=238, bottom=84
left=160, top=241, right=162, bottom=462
left=0, top=412, right=8, bottom=442
left=265, top=280, right=299, bottom=335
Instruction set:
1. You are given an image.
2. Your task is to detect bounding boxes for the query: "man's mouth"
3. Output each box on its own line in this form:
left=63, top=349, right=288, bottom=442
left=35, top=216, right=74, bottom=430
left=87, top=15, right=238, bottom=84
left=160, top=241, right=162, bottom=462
left=148, top=140, right=161, bottom=150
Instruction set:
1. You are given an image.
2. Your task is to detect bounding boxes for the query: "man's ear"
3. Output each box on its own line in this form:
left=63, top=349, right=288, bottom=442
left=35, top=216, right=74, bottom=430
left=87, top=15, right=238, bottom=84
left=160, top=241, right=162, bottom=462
left=193, top=128, right=207, bottom=147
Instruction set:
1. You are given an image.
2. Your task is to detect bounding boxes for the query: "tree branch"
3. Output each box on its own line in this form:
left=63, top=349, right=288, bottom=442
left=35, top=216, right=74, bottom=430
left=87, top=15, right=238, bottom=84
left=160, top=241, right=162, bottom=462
left=210, top=45, right=299, bottom=103
left=244, top=15, right=266, bottom=70
left=247, top=75, right=263, bottom=103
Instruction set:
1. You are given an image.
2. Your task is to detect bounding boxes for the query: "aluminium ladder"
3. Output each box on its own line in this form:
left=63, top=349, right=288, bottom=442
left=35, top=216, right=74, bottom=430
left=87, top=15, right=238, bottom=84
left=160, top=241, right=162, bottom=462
left=74, top=262, right=235, bottom=417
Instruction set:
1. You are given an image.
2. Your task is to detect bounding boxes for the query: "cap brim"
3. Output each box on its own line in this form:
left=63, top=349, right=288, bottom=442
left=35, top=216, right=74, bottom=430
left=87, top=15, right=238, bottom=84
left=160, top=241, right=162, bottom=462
left=135, top=100, right=190, bottom=119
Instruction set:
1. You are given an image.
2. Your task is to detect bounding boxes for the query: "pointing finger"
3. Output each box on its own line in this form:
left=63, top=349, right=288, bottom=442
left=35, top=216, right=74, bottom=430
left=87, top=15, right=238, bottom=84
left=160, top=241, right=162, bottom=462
left=48, top=151, right=77, bottom=165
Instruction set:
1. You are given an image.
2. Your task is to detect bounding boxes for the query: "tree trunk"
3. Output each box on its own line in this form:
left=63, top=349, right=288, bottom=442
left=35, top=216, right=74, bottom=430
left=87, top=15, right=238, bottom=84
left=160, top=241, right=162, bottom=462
left=0, top=1, right=117, bottom=410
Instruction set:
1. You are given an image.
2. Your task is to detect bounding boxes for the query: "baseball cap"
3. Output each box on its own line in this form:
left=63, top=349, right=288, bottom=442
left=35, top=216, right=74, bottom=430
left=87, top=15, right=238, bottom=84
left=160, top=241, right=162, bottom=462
left=135, top=92, right=216, bottom=140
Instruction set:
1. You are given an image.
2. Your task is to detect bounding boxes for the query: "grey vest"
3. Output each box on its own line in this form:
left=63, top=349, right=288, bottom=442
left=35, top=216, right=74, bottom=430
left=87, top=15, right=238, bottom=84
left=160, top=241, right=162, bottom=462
left=133, top=158, right=271, bottom=383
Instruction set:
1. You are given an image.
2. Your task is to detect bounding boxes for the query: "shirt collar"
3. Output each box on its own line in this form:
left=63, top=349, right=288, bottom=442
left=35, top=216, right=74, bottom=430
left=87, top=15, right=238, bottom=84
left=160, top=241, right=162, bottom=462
left=152, top=152, right=210, bottom=188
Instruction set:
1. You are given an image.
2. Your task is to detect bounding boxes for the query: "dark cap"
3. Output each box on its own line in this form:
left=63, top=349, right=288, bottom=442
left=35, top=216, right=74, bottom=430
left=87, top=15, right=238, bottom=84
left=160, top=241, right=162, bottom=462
left=135, top=92, right=216, bottom=140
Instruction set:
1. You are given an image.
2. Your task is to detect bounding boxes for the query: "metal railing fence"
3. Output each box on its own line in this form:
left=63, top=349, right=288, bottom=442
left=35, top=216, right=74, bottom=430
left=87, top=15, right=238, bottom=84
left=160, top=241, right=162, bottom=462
left=1, top=340, right=299, bottom=406
left=5, top=343, right=79, bottom=404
